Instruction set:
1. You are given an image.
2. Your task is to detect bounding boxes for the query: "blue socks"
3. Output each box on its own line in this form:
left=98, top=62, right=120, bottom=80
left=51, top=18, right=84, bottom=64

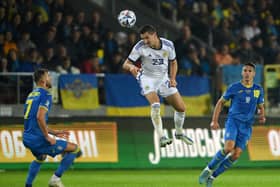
left=208, top=149, right=227, bottom=170
left=25, top=160, right=42, bottom=186
left=54, top=152, right=77, bottom=177
left=212, top=156, right=235, bottom=177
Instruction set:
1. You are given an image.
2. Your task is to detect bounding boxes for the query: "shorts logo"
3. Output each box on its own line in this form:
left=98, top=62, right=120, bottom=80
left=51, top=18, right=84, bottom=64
left=144, top=85, right=150, bottom=91
left=226, top=133, right=230, bottom=138
left=57, top=146, right=63, bottom=151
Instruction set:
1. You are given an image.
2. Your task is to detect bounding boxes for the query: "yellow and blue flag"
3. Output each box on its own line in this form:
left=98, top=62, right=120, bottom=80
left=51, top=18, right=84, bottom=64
left=32, top=0, right=49, bottom=22
left=104, top=74, right=164, bottom=116
left=59, top=74, right=99, bottom=110
left=177, top=75, right=211, bottom=116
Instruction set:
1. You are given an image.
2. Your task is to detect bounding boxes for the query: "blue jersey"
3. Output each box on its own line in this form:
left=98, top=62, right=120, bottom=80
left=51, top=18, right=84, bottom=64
left=23, top=87, right=52, bottom=139
left=223, top=81, right=264, bottom=124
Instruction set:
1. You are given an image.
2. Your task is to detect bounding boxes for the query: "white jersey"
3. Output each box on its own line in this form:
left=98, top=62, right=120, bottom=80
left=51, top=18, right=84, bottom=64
left=128, top=37, right=176, bottom=78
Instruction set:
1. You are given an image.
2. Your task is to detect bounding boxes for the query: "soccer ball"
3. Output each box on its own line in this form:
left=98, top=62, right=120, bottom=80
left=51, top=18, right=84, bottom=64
left=118, top=10, right=136, bottom=28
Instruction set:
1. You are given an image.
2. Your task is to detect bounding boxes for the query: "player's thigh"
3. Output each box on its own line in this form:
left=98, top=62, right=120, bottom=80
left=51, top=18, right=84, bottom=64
left=165, top=92, right=185, bottom=112
left=39, top=140, right=68, bottom=157
left=64, top=141, right=79, bottom=152
left=224, top=118, right=238, bottom=145
left=145, top=92, right=160, bottom=104
left=235, top=124, right=252, bottom=151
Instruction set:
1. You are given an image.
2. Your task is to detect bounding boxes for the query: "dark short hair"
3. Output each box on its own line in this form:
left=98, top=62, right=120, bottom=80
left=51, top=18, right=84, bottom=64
left=139, top=25, right=157, bottom=34
left=244, top=62, right=256, bottom=70
left=34, top=68, right=48, bottom=83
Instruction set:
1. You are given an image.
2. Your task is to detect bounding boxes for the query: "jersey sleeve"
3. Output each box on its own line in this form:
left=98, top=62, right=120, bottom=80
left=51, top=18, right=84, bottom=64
left=39, top=92, right=52, bottom=111
left=168, top=41, right=176, bottom=61
left=128, top=41, right=142, bottom=62
left=222, top=84, right=234, bottom=101
left=257, top=87, right=265, bottom=105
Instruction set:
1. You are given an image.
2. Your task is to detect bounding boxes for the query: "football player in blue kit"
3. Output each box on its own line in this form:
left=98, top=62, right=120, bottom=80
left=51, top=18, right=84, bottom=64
left=23, top=68, right=82, bottom=187
left=199, top=62, right=266, bottom=187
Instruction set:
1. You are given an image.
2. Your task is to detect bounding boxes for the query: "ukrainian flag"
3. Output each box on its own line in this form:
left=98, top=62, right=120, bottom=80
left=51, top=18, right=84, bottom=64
left=32, top=0, right=49, bottom=22
left=59, top=74, right=99, bottom=110
left=177, top=75, right=211, bottom=116
left=104, top=74, right=164, bottom=116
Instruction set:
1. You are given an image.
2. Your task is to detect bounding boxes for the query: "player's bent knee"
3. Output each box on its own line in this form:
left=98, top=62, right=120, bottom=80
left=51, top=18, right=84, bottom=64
left=71, top=145, right=82, bottom=158
left=36, top=154, right=47, bottom=162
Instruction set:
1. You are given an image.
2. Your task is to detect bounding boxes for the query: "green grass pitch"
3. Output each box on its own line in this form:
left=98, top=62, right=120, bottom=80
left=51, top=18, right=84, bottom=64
left=0, top=169, right=279, bottom=187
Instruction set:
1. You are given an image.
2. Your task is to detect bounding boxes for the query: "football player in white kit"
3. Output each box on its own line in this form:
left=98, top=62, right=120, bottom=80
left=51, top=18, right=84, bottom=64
left=123, top=25, right=193, bottom=147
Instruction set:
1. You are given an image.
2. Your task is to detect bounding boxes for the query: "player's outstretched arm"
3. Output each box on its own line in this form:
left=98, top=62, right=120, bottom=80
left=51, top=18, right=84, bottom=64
left=122, top=59, right=140, bottom=77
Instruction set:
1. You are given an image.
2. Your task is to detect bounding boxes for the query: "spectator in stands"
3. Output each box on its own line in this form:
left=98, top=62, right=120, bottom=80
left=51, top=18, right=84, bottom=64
left=17, top=31, right=36, bottom=57
left=31, top=13, right=47, bottom=45
left=56, top=56, right=80, bottom=74
left=263, top=33, right=280, bottom=64
left=3, top=31, right=18, bottom=56
left=64, top=27, right=85, bottom=67
left=252, top=35, right=266, bottom=63
left=7, top=49, right=20, bottom=72
left=123, top=31, right=137, bottom=56
left=81, top=24, right=92, bottom=54
left=209, top=0, right=223, bottom=26
left=55, top=44, right=68, bottom=64
left=90, top=10, right=105, bottom=37
left=213, top=18, right=236, bottom=49
left=178, top=44, right=203, bottom=76
left=81, top=54, right=103, bottom=74
left=6, top=0, right=18, bottom=21
left=75, top=11, right=86, bottom=28
left=42, top=46, right=57, bottom=71
left=8, top=13, right=22, bottom=41
left=213, top=44, right=233, bottom=66
left=235, top=38, right=263, bottom=64
left=174, top=25, right=200, bottom=62
left=199, top=46, right=213, bottom=77
left=0, top=57, right=8, bottom=72
left=21, top=10, right=33, bottom=34
left=0, top=6, right=7, bottom=33
left=50, top=11, right=63, bottom=28
left=176, top=0, right=191, bottom=27
left=263, top=14, right=279, bottom=37
left=107, top=52, right=124, bottom=74
left=18, top=48, right=41, bottom=72
left=242, top=17, right=261, bottom=41
left=103, top=29, right=118, bottom=65
left=89, top=31, right=103, bottom=53
left=160, top=0, right=177, bottom=22
left=40, top=27, right=57, bottom=52
left=60, top=13, right=74, bottom=41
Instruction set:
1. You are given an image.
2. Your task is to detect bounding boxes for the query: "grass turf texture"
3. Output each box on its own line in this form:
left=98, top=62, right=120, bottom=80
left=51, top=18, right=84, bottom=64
left=0, top=169, right=279, bottom=187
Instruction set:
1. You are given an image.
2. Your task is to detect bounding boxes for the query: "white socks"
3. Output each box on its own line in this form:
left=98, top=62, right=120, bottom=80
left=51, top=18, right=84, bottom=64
left=151, top=103, right=164, bottom=138
left=174, top=111, right=185, bottom=134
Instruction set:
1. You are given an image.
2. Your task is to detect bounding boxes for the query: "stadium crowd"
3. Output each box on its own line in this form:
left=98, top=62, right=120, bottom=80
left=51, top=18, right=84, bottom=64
left=0, top=0, right=280, bottom=75
left=0, top=0, right=280, bottom=104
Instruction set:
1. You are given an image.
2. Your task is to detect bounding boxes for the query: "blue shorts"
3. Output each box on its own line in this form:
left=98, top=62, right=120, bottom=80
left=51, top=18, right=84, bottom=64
left=23, top=135, right=68, bottom=158
left=224, top=118, right=252, bottom=150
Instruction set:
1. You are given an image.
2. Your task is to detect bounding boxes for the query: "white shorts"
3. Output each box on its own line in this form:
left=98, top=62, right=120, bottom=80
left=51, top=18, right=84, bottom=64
left=137, top=74, right=178, bottom=98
